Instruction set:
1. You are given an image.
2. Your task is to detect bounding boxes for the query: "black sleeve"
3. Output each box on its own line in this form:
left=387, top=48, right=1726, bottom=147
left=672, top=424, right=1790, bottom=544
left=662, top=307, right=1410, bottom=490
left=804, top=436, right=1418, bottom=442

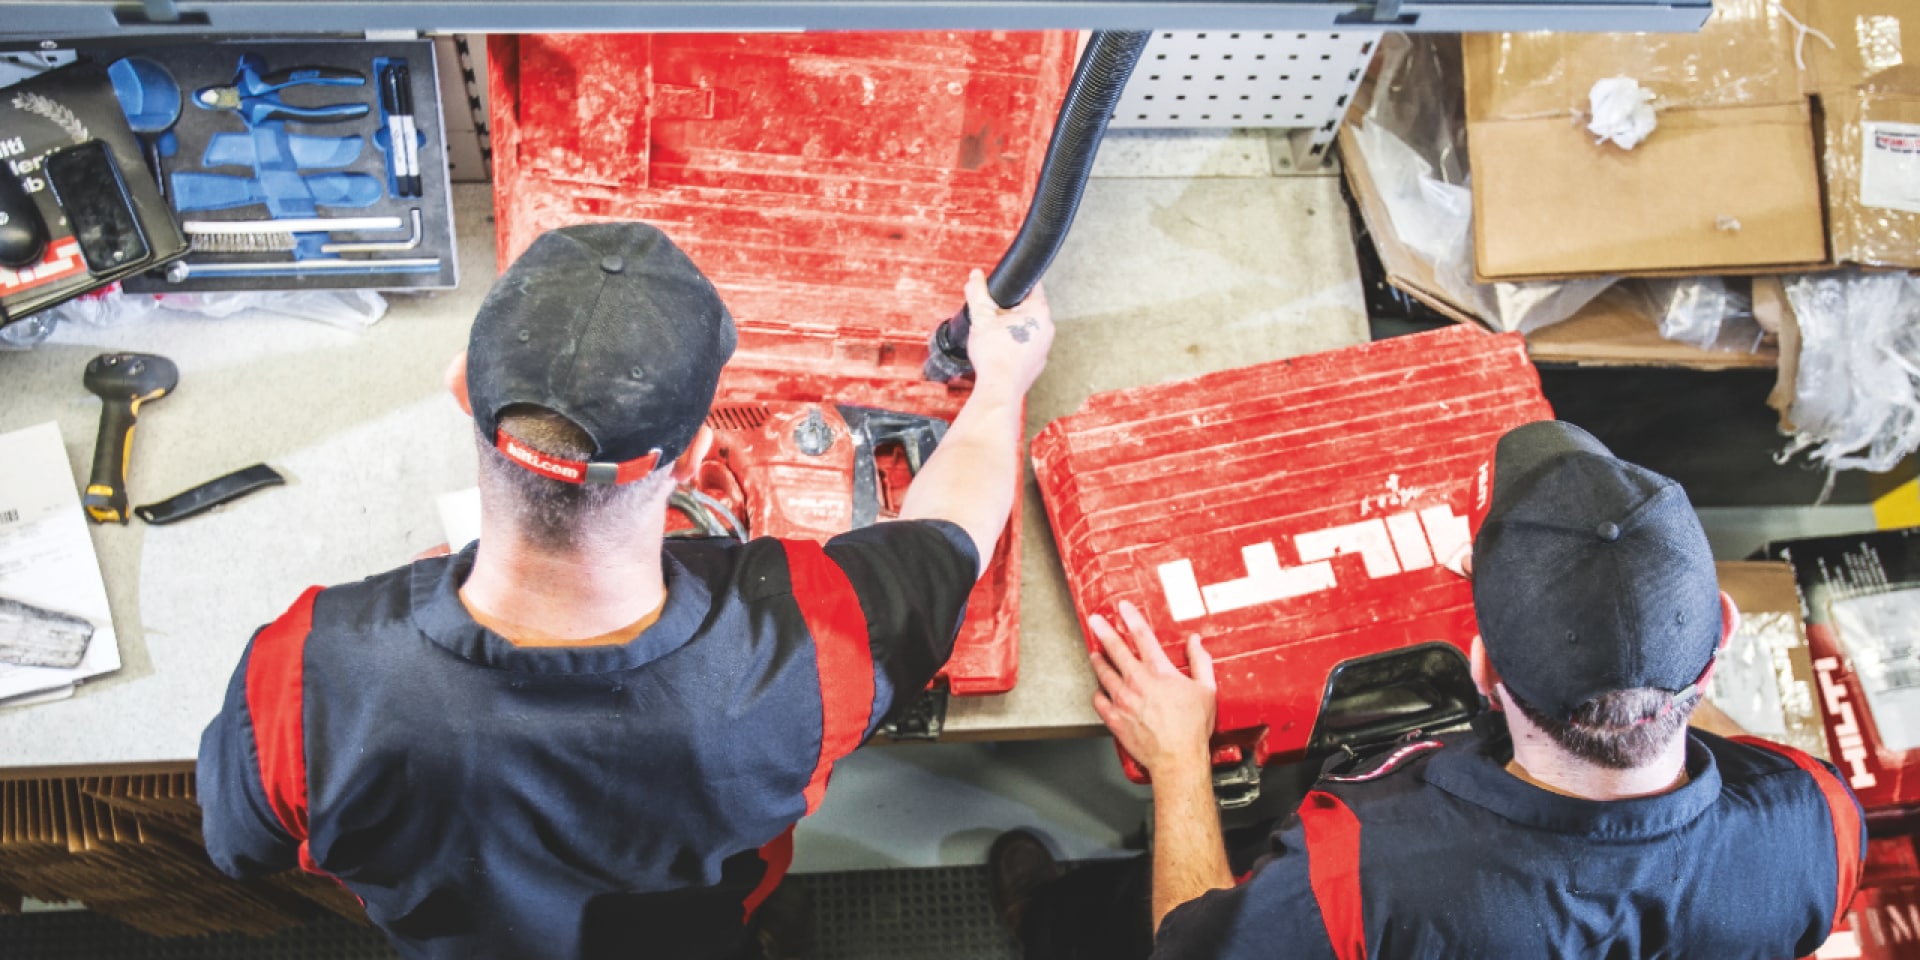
left=822, top=518, right=980, bottom=731
left=196, top=637, right=300, bottom=879
left=1154, top=816, right=1338, bottom=960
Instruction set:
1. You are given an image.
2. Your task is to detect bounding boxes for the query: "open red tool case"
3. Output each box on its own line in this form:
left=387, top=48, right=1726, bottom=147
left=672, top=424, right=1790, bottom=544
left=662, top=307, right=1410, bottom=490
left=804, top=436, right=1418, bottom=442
left=489, top=32, right=1079, bottom=714
left=1033, top=326, right=1553, bottom=803
left=1763, top=528, right=1920, bottom=834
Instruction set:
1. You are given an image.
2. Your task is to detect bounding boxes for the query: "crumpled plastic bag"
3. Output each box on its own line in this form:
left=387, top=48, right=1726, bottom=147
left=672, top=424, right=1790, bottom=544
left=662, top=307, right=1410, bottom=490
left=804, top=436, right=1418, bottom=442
left=1780, top=271, right=1920, bottom=476
left=1636, top=276, right=1769, bottom=354
left=23, top=288, right=388, bottom=342
left=1350, top=35, right=1613, bottom=335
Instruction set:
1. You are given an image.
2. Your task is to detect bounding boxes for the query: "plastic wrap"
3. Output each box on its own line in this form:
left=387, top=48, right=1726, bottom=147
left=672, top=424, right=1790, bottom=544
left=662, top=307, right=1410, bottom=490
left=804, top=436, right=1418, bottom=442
left=38, top=289, right=388, bottom=330
left=1780, top=271, right=1920, bottom=474
left=1634, top=276, right=1770, bottom=353
left=1352, top=34, right=1610, bottom=334
left=1705, top=610, right=1824, bottom=757
left=1465, top=0, right=1797, bottom=120
left=1820, top=89, right=1920, bottom=269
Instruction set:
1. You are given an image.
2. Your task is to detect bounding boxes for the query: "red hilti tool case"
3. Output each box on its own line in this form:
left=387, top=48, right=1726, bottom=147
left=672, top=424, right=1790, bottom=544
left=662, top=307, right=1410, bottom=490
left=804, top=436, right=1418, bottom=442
left=489, top=32, right=1078, bottom=698
left=1764, top=528, right=1920, bottom=833
left=1032, top=326, right=1553, bottom=799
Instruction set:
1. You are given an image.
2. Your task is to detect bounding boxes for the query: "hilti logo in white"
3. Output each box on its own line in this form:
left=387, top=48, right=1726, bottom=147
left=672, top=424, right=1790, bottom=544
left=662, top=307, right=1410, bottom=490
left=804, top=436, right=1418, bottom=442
left=0, top=238, right=82, bottom=291
left=1815, top=655, right=1878, bottom=790
left=1158, top=506, right=1471, bottom=622
left=504, top=439, right=581, bottom=480
left=1860, top=900, right=1920, bottom=948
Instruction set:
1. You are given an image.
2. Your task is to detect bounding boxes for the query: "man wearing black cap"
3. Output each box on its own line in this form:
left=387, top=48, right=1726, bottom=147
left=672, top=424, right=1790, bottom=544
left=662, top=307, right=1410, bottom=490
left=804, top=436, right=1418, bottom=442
left=196, top=223, right=1053, bottom=959
left=1005, top=420, right=1864, bottom=959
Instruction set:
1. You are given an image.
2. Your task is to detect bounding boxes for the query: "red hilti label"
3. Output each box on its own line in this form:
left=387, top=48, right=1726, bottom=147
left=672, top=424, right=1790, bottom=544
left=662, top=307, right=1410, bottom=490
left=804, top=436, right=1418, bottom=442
left=499, top=434, right=585, bottom=482
left=0, top=238, right=84, bottom=295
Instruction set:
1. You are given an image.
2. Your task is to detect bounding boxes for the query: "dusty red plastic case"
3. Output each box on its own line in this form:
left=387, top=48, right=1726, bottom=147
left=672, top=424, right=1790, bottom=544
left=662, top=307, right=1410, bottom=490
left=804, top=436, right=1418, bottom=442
left=488, top=32, right=1078, bottom=695
left=1033, top=326, right=1554, bottom=784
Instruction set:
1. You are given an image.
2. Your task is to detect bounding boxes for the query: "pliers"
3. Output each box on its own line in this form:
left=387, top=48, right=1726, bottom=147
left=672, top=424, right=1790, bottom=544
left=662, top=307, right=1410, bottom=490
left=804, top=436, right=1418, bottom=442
left=193, top=54, right=370, bottom=126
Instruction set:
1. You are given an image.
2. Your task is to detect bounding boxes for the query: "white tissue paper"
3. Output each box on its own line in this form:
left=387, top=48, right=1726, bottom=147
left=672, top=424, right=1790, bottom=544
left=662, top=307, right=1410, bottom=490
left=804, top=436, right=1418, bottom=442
left=1587, top=77, right=1658, bottom=150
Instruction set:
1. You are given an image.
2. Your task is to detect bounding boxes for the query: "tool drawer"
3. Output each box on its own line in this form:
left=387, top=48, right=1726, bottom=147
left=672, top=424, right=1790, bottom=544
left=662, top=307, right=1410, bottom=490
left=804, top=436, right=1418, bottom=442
left=5, top=39, right=458, bottom=293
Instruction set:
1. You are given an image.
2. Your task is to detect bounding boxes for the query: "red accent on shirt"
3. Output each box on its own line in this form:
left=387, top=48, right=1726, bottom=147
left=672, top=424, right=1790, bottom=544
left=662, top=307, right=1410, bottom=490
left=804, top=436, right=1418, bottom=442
left=1300, top=789, right=1369, bottom=960
left=782, top=539, right=875, bottom=815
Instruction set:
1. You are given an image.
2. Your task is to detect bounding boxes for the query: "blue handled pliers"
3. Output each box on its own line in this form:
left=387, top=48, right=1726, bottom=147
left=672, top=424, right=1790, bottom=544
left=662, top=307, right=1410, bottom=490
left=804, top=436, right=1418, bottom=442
left=193, top=54, right=369, bottom=126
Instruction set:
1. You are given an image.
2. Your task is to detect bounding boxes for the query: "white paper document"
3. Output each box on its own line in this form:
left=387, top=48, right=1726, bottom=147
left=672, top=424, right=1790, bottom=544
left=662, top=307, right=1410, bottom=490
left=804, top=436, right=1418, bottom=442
left=0, top=421, right=121, bottom=705
left=437, top=486, right=481, bottom=552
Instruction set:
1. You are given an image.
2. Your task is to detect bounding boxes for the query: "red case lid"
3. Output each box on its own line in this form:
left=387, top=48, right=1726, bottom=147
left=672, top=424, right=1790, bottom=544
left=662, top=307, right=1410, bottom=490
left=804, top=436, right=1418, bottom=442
left=488, top=32, right=1079, bottom=695
left=1033, top=326, right=1555, bottom=777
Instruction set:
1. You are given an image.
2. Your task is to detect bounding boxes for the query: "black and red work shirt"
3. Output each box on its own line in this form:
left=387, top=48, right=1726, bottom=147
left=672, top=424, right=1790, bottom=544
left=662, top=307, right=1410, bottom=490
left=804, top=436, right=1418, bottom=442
left=197, top=520, right=977, bottom=960
left=1156, top=726, right=1866, bottom=960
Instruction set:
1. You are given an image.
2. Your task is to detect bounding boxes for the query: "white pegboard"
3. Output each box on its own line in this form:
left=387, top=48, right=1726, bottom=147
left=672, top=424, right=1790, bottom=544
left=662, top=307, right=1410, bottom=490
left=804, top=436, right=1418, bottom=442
left=1111, top=31, right=1379, bottom=167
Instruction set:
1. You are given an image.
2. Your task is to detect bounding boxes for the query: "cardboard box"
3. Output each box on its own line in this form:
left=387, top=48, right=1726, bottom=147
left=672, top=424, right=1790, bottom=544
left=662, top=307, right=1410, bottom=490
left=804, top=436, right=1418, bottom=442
left=1462, top=0, right=1830, bottom=281
left=1340, top=117, right=1780, bottom=370
left=1786, top=0, right=1920, bottom=269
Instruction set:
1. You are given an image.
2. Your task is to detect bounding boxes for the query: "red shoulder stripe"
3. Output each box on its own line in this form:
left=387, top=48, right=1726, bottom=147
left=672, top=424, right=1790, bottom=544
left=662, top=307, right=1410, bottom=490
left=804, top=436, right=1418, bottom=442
left=245, top=587, right=323, bottom=872
left=1299, top=789, right=1368, bottom=960
left=742, top=827, right=796, bottom=921
left=782, top=540, right=875, bottom=815
left=1733, top=736, right=1864, bottom=919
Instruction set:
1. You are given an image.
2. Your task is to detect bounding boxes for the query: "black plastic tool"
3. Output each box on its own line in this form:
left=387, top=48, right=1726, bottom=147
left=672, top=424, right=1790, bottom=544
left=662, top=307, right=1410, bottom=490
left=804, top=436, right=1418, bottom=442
left=0, top=167, right=48, bottom=269
left=82, top=352, right=179, bottom=525
left=136, top=463, right=284, bottom=525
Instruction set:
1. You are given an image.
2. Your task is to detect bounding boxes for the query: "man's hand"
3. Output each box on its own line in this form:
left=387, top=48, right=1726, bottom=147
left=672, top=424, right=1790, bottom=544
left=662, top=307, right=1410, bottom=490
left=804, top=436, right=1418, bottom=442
left=897, top=269, right=1054, bottom=572
left=1089, top=600, right=1218, bottom=777
left=961, top=269, right=1053, bottom=402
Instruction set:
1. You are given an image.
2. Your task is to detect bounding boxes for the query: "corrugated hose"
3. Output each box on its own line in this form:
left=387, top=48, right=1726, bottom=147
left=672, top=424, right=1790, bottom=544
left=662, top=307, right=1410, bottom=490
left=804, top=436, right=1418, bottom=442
left=923, top=30, right=1151, bottom=383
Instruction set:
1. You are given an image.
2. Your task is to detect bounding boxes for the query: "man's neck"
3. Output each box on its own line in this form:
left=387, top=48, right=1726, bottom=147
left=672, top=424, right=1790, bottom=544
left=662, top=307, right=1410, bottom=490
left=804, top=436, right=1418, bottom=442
left=460, top=524, right=667, bottom=643
left=1503, top=720, right=1690, bottom=801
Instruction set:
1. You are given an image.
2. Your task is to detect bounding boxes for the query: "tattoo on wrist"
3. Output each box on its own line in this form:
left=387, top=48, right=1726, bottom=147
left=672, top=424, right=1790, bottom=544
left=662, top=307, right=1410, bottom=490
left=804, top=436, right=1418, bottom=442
left=1009, top=317, right=1039, bottom=344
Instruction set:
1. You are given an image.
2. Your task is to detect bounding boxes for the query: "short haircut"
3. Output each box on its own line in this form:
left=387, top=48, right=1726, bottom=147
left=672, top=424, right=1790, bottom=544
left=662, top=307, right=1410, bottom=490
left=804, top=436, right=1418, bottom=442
left=1507, top=685, right=1701, bottom=770
left=476, top=405, right=673, bottom=550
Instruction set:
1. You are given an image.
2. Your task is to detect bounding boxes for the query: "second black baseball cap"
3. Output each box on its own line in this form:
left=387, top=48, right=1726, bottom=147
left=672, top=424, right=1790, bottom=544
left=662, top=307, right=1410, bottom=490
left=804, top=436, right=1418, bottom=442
left=1472, top=421, right=1722, bottom=720
left=466, top=223, right=737, bottom=485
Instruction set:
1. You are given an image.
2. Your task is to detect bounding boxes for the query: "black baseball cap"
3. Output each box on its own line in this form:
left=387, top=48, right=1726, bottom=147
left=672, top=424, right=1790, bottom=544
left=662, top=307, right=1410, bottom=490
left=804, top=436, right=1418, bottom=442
left=466, top=223, right=736, bottom=485
left=1472, top=421, right=1721, bottom=720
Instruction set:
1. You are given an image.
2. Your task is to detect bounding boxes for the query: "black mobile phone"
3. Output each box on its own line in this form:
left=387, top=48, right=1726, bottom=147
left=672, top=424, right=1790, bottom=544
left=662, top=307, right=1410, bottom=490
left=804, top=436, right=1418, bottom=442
left=44, top=140, right=150, bottom=274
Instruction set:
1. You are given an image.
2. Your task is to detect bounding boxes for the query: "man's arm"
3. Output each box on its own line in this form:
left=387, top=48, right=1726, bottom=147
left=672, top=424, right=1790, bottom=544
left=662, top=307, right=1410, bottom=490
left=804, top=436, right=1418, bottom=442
left=899, top=270, right=1054, bottom=577
left=198, top=637, right=301, bottom=878
left=1087, top=601, right=1234, bottom=931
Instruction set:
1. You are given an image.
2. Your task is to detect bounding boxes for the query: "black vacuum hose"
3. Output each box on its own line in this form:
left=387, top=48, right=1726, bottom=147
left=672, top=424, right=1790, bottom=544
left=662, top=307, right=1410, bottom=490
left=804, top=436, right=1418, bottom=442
left=923, top=30, right=1151, bottom=383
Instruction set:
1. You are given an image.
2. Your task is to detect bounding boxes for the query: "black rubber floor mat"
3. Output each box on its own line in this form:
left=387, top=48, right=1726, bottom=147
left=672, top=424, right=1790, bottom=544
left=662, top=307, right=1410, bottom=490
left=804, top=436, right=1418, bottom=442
left=0, top=866, right=1022, bottom=960
left=0, top=909, right=399, bottom=959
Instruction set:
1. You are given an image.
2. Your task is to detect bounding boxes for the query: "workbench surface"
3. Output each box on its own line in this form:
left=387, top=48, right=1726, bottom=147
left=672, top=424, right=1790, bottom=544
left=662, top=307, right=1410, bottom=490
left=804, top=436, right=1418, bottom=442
left=0, top=161, right=1368, bottom=775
